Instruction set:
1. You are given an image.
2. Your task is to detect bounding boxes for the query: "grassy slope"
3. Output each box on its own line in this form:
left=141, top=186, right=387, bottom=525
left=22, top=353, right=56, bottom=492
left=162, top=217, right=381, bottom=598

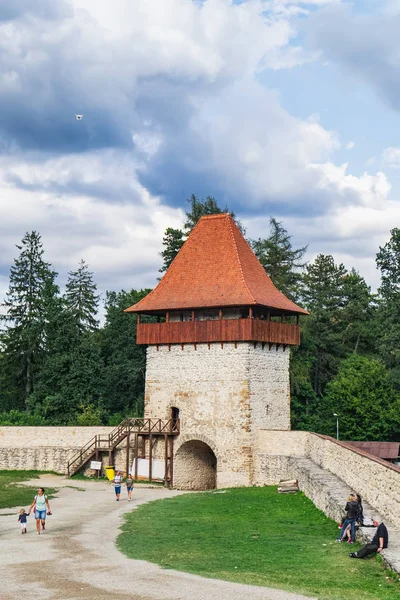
left=117, top=487, right=400, bottom=600
left=0, top=471, right=57, bottom=509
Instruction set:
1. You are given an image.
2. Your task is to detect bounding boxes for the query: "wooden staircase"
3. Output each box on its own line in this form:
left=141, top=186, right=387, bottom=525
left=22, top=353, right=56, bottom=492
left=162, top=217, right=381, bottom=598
left=67, top=417, right=180, bottom=479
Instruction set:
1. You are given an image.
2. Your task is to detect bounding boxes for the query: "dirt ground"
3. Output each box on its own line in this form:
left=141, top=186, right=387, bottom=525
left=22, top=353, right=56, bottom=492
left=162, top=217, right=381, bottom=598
left=0, top=475, right=315, bottom=600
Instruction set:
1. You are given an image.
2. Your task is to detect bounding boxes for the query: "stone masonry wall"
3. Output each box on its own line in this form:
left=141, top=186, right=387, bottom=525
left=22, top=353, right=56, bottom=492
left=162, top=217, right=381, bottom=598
left=145, top=342, right=290, bottom=488
left=255, top=430, right=400, bottom=528
left=249, top=345, right=290, bottom=432
left=0, top=427, right=113, bottom=474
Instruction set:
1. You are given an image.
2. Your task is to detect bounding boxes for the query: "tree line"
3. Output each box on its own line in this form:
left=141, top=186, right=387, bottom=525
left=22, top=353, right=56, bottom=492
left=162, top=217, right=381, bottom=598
left=1, top=195, right=400, bottom=441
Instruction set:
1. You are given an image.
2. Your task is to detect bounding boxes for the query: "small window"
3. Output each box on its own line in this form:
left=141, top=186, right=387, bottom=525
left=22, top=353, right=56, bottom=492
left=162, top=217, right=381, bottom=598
left=171, top=407, right=180, bottom=421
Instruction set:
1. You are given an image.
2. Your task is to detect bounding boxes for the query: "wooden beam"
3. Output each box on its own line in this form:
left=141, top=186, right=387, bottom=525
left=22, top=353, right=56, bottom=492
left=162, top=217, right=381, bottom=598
left=137, top=313, right=141, bottom=324
left=169, top=437, right=174, bottom=488
left=164, top=434, right=168, bottom=487
left=134, top=433, right=139, bottom=480
left=126, top=433, right=130, bottom=476
left=149, top=434, right=153, bottom=482
left=249, top=307, right=253, bottom=319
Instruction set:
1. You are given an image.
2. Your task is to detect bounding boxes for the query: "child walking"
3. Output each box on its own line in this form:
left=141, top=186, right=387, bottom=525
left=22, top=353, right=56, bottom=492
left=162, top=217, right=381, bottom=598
left=18, top=508, right=28, bottom=534
left=126, top=473, right=134, bottom=502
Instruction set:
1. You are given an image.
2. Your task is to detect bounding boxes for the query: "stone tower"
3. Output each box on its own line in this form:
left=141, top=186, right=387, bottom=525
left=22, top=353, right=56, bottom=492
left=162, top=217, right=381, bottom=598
left=126, top=214, right=307, bottom=489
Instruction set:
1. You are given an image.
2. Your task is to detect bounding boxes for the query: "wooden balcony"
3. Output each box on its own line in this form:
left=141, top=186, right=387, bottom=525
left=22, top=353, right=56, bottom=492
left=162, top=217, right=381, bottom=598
left=136, top=318, right=300, bottom=346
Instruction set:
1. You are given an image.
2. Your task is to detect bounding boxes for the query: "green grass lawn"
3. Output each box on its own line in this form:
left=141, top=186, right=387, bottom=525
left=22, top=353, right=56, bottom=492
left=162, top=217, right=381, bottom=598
left=117, top=487, right=400, bottom=600
left=0, top=471, right=57, bottom=509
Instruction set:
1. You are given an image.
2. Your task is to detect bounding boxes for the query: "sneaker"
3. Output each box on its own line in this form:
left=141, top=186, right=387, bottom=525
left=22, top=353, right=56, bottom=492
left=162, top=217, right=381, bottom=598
left=349, top=553, right=357, bottom=558
left=37, top=532, right=40, bottom=535
left=128, top=498, right=131, bottom=502
left=335, top=539, right=342, bottom=542
left=347, top=540, right=353, bottom=544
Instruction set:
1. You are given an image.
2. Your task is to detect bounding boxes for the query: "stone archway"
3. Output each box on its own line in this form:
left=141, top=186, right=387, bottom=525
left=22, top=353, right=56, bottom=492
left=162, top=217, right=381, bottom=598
left=174, top=440, right=217, bottom=490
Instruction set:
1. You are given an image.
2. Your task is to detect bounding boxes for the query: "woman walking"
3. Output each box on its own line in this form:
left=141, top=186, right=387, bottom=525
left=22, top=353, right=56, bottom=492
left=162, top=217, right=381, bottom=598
left=28, top=487, right=51, bottom=535
left=113, top=470, right=123, bottom=501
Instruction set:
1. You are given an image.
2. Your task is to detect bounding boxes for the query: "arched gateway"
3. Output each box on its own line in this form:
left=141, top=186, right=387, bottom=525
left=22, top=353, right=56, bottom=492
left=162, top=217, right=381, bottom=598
left=174, top=440, right=217, bottom=490
left=125, top=214, right=308, bottom=489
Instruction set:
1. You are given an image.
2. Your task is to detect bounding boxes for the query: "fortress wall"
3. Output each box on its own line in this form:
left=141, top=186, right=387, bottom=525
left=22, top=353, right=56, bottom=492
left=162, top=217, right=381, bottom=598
left=0, top=427, right=112, bottom=448
left=256, top=430, right=400, bottom=528
left=0, top=427, right=114, bottom=474
left=306, top=434, right=400, bottom=528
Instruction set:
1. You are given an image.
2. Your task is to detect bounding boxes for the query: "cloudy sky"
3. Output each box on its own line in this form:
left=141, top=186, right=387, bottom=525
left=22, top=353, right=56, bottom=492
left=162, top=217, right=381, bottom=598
left=1, top=0, right=400, bottom=306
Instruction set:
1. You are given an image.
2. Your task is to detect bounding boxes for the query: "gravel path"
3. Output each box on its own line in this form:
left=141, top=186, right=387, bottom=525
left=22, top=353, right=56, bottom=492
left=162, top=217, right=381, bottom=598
left=0, top=475, right=315, bottom=600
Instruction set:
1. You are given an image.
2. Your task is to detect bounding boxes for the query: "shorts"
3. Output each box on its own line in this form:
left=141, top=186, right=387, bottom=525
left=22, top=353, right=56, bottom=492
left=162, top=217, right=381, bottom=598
left=35, top=510, right=46, bottom=520
left=20, top=523, right=27, bottom=529
left=114, top=486, right=121, bottom=495
left=126, top=486, right=133, bottom=492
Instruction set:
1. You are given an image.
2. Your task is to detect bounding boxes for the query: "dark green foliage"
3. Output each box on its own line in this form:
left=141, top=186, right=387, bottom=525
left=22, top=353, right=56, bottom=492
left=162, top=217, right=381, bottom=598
left=251, top=217, right=307, bottom=300
left=65, top=259, right=99, bottom=333
left=0, top=232, right=58, bottom=407
left=0, top=217, right=399, bottom=439
left=376, top=228, right=400, bottom=388
left=99, top=289, right=153, bottom=416
left=301, top=254, right=347, bottom=397
left=159, top=228, right=185, bottom=273
left=323, top=355, right=400, bottom=441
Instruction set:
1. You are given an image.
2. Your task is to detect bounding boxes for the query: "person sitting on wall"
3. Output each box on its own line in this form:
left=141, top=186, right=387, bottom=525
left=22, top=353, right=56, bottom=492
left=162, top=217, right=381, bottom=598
left=336, top=493, right=360, bottom=543
left=349, top=520, right=388, bottom=559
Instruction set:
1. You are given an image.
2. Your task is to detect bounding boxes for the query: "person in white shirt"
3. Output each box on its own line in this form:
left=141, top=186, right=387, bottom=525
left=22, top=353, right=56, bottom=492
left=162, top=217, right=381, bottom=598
left=113, top=471, right=123, bottom=501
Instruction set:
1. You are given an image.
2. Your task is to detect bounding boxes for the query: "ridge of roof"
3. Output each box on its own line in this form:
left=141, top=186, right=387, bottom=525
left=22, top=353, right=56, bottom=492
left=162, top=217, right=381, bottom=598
left=125, top=213, right=308, bottom=315
left=227, top=215, right=255, bottom=305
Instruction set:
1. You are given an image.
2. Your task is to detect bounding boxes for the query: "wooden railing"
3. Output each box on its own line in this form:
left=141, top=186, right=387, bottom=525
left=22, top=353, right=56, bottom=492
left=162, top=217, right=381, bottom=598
left=67, top=418, right=180, bottom=476
left=136, top=318, right=300, bottom=346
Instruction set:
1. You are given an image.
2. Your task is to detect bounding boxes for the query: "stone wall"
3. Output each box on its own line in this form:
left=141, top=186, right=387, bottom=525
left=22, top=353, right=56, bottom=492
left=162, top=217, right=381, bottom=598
left=144, top=342, right=290, bottom=488
left=249, top=345, right=290, bottom=432
left=0, top=427, right=113, bottom=474
left=255, top=430, right=400, bottom=528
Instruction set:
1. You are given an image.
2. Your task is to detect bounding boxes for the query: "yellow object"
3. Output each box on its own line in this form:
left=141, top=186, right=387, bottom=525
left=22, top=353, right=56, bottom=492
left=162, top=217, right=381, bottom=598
left=105, top=466, right=115, bottom=481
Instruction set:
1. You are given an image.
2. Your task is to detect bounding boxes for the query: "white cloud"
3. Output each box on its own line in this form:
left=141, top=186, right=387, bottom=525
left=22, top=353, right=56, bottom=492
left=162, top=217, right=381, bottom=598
left=0, top=151, right=184, bottom=295
left=382, top=146, right=400, bottom=169
left=0, top=0, right=397, bottom=299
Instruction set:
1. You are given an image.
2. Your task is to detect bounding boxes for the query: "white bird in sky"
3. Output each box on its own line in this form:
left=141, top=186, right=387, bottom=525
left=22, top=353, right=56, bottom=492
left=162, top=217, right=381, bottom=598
left=75, top=114, right=84, bottom=120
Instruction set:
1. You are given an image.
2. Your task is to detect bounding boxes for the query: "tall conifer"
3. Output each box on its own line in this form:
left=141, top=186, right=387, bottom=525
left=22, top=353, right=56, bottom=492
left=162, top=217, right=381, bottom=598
left=0, top=231, right=57, bottom=405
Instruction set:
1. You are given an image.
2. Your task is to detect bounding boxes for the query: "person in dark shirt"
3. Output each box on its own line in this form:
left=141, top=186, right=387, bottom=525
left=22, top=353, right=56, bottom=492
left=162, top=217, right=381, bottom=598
left=349, top=521, right=388, bottom=559
left=336, top=493, right=360, bottom=543
left=18, top=508, right=28, bottom=534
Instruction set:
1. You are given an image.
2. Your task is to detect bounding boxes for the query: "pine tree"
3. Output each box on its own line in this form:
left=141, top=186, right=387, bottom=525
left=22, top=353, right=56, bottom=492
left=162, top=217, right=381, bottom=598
left=341, top=269, right=376, bottom=355
left=100, top=289, right=153, bottom=417
left=159, top=228, right=185, bottom=274
left=183, top=194, right=242, bottom=233
left=251, top=218, right=307, bottom=300
left=300, top=254, right=347, bottom=397
left=0, top=231, right=57, bottom=405
left=65, top=260, right=99, bottom=333
left=376, top=228, right=400, bottom=388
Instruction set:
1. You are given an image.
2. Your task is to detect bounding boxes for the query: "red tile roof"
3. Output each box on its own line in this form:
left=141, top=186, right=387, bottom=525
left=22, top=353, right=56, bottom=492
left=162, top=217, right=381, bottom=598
left=126, top=214, right=308, bottom=314
left=345, top=441, right=400, bottom=460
